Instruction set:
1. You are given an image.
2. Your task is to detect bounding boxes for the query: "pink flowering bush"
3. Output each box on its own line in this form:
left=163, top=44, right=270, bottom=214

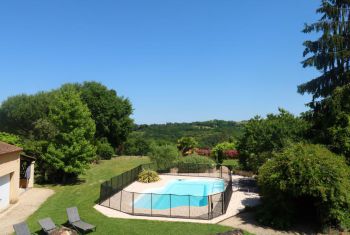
left=224, top=149, right=239, bottom=158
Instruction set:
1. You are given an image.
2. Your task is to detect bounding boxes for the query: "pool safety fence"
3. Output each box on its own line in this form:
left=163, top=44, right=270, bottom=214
left=99, top=163, right=233, bottom=220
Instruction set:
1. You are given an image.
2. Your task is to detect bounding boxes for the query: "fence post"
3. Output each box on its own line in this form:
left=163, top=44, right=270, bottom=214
left=121, top=173, right=124, bottom=188
left=207, top=195, right=210, bottom=220
left=210, top=195, right=213, bottom=219
left=120, top=190, right=123, bottom=211
left=132, top=192, right=134, bottom=215
left=151, top=193, right=153, bottom=216
left=220, top=166, right=223, bottom=178
left=109, top=180, right=112, bottom=208
left=222, top=192, right=224, bottom=214
left=169, top=194, right=172, bottom=217
left=188, top=195, right=191, bottom=218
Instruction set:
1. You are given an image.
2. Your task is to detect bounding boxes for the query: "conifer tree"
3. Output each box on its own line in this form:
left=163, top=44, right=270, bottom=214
left=298, top=0, right=350, bottom=103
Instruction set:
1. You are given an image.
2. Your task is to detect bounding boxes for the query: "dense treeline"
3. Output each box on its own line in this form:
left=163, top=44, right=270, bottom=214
left=132, top=120, right=244, bottom=147
left=235, top=0, right=350, bottom=231
left=0, top=81, right=133, bottom=182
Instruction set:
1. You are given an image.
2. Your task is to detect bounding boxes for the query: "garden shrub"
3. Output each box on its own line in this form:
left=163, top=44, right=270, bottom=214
left=222, top=159, right=240, bottom=170
left=97, top=141, right=114, bottom=160
left=148, top=144, right=179, bottom=170
left=257, top=143, right=350, bottom=230
left=138, top=170, right=160, bottom=183
left=212, top=142, right=236, bottom=164
left=123, top=132, right=152, bottom=156
left=237, top=109, right=308, bottom=172
left=176, top=154, right=216, bottom=173
left=195, top=148, right=211, bottom=156
left=223, top=149, right=239, bottom=158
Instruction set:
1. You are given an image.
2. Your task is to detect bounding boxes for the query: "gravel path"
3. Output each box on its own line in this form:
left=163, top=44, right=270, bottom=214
left=0, top=188, right=54, bottom=235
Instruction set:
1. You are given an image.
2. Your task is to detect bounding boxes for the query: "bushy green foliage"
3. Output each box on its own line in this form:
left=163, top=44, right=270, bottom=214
left=0, top=132, right=23, bottom=146
left=77, top=81, right=133, bottom=150
left=0, top=81, right=134, bottom=183
left=237, top=109, right=308, bottom=172
left=305, top=85, right=350, bottom=163
left=257, top=143, right=350, bottom=230
left=176, top=154, right=215, bottom=165
left=175, top=154, right=215, bottom=173
left=327, top=86, right=350, bottom=161
left=212, top=141, right=236, bottom=163
left=222, top=159, right=240, bottom=170
left=177, top=137, right=198, bottom=155
left=138, top=170, right=160, bottom=183
left=123, top=132, right=152, bottom=156
left=44, top=85, right=96, bottom=182
left=0, top=92, right=51, bottom=137
left=97, top=140, right=114, bottom=160
left=148, top=144, right=179, bottom=170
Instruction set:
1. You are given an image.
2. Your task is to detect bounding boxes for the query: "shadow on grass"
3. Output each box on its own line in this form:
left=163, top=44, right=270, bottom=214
left=33, top=222, right=77, bottom=235
left=233, top=210, right=319, bottom=235
left=36, top=178, right=86, bottom=187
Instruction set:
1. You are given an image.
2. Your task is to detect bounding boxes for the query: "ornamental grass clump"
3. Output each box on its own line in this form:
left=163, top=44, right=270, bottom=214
left=138, top=170, right=160, bottom=183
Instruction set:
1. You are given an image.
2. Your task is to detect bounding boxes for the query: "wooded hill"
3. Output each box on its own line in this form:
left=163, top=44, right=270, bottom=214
left=133, top=120, right=244, bottom=147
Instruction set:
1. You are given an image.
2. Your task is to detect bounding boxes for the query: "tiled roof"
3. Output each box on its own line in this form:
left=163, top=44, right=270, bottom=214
left=0, top=141, right=22, bottom=156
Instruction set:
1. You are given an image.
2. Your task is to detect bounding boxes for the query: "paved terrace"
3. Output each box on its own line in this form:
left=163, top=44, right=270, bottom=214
left=0, top=188, right=54, bottom=235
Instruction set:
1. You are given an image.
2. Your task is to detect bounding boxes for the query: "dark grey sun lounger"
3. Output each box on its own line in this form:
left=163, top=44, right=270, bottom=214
left=13, top=222, right=33, bottom=235
left=38, top=217, right=58, bottom=234
left=66, top=207, right=96, bottom=234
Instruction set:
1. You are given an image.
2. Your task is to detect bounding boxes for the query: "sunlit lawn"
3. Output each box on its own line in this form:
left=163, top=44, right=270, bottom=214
left=26, top=156, right=249, bottom=235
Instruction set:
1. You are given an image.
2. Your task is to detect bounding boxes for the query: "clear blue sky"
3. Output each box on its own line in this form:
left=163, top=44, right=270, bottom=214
left=0, top=0, right=320, bottom=124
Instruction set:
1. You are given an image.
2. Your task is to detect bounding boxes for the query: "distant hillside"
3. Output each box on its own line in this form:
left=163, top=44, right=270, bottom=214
left=133, top=120, right=244, bottom=147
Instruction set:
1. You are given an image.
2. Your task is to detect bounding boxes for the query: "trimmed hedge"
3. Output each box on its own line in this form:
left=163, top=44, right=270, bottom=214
left=175, top=155, right=215, bottom=173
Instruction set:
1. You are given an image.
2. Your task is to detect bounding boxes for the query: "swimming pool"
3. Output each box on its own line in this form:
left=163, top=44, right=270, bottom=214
left=134, top=178, right=225, bottom=210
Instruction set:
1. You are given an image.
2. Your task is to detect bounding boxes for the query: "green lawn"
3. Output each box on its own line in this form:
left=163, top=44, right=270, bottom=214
left=27, top=156, right=250, bottom=235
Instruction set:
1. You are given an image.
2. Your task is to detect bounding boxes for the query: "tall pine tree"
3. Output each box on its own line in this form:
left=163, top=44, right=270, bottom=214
left=298, top=0, right=350, bottom=103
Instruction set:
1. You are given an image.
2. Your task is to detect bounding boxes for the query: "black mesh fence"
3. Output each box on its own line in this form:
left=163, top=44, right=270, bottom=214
left=99, top=163, right=233, bottom=220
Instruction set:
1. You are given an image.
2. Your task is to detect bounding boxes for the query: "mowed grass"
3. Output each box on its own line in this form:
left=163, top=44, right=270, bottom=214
left=26, top=156, right=239, bottom=235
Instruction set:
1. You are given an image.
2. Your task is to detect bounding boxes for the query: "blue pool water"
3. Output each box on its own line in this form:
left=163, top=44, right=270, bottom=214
left=134, top=178, right=224, bottom=209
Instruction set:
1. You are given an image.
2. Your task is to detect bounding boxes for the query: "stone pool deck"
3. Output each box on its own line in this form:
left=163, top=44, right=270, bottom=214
left=94, top=174, right=260, bottom=224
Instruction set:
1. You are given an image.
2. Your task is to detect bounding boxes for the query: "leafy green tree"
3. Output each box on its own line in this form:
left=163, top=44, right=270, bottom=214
left=306, top=84, right=350, bottom=163
left=77, top=81, right=133, bottom=151
left=212, top=142, right=235, bottom=164
left=327, top=85, right=350, bottom=160
left=123, top=132, right=152, bottom=156
left=44, top=85, right=96, bottom=182
left=177, top=137, right=198, bottom=156
left=0, top=132, right=23, bottom=146
left=257, top=143, right=350, bottom=230
left=0, top=92, right=51, bottom=137
left=148, top=144, right=179, bottom=170
left=298, top=0, right=350, bottom=102
left=237, top=109, right=308, bottom=172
